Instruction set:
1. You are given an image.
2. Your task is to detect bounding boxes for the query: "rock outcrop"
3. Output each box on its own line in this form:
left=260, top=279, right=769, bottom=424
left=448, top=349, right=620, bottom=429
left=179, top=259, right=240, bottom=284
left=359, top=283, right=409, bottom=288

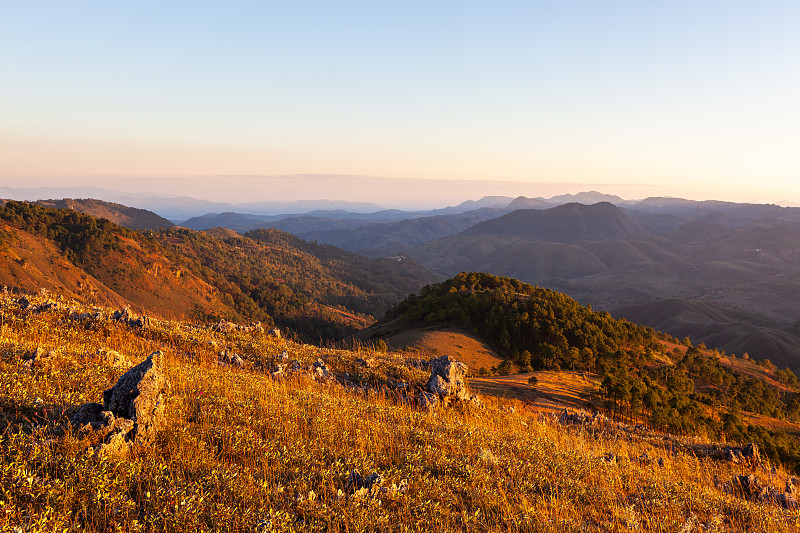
left=417, top=355, right=480, bottom=409
left=112, top=308, right=150, bottom=329
left=71, top=351, right=170, bottom=457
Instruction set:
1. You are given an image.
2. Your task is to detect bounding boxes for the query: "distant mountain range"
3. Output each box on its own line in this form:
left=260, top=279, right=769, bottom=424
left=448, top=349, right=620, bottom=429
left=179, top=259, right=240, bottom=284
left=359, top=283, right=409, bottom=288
left=4, top=190, right=800, bottom=369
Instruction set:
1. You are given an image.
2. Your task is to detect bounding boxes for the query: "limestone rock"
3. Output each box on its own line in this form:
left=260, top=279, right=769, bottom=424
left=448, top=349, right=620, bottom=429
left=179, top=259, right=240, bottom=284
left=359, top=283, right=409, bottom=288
left=71, top=351, right=170, bottom=458
left=417, top=391, right=439, bottom=411
left=425, top=355, right=470, bottom=404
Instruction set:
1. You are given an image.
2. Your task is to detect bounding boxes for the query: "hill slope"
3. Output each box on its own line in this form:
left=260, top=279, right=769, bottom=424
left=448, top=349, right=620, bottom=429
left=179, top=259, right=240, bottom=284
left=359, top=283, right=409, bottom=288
left=367, top=272, right=800, bottom=445
left=409, top=207, right=800, bottom=367
left=461, top=202, right=650, bottom=243
left=5, top=294, right=798, bottom=531
left=32, top=198, right=174, bottom=230
left=0, top=201, right=435, bottom=338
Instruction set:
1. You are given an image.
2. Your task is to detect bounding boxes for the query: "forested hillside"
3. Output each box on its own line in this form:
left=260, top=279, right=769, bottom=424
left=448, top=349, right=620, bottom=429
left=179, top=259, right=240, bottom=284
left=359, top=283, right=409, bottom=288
left=0, top=201, right=434, bottom=340
left=379, top=272, right=800, bottom=468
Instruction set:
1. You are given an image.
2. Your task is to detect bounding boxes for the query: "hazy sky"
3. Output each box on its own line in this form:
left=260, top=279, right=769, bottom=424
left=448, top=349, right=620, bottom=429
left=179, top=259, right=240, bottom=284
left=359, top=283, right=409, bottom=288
left=1, top=1, right=798, bottom=207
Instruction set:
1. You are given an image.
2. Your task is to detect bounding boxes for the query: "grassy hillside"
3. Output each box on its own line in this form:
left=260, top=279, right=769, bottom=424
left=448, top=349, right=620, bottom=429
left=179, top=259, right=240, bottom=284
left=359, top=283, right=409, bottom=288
left=2, top=293, right=800, bottom=532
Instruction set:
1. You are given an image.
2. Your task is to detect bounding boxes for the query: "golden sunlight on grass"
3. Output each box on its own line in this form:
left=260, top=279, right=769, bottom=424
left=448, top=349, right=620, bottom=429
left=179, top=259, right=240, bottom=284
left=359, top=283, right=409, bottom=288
left=1, top=294, right=799, bottom=531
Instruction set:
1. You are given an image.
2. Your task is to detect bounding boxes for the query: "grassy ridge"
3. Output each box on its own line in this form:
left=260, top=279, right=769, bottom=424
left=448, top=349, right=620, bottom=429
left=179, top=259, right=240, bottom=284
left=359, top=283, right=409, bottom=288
left=1, top=294, right=798, bottom=531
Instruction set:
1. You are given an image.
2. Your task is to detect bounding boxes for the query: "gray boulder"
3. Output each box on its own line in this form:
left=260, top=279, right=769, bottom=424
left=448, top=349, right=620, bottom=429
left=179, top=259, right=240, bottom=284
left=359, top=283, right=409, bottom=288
left=426, top=355, right=470, bottom=404
left=417, top=391, right=439, bottom=411
left=71, top=351, right=170, bottom=457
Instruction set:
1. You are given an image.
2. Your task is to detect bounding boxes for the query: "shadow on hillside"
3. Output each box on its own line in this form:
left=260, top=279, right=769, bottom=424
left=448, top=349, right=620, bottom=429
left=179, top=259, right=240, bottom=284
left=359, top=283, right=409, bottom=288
left=0, top=398, right=77, bottom=434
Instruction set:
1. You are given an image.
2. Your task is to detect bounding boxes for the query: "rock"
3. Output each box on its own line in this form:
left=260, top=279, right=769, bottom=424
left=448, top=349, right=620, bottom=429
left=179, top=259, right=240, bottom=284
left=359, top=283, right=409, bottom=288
left=346, top=470, right=383, bottom=493
left=99, top=348, right=131, bottom=369
left=34, top=301, right=61, bottom=313
left=425, top=355, right=470, bottom=405
left=417, top=391, right=439, bottom=411
left=557, top=409, right=610, bottom=429
left=103, top=351, right=170, bottom=444
left=776, top=493, right=798, bottom=509
left=268, top=328, right=281, bottom=338
left=212, top=319, right=237, bottom=333
left=22, top=347, right=54, bottom=368
left=313, top=358, right=330, bottom=380
left=218, top=350, right=244, bottom=368
left=70, top=402, right=106, bottom=432
left=723, top=443, right=760, bottom=465
left=71, top=351, right=170, bottom=458
left=734, top=475, right=762, bottom=500
left=17, top=297, right=30, bottom=309
left=356, top=357, right=376, bottom=368
left=112, top=308, right=150, bottom=329
left=278, top=351, right=289, bottom=362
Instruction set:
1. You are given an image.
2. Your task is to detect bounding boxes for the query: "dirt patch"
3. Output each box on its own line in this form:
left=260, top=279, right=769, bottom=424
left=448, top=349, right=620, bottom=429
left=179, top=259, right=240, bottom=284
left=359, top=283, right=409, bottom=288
left=387, top=327, right=503, bottom=372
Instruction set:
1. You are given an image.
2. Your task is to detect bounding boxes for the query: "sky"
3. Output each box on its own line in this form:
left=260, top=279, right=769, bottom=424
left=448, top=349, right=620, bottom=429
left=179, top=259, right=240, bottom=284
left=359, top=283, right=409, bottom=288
left=1, top=1, right=798, bottom=208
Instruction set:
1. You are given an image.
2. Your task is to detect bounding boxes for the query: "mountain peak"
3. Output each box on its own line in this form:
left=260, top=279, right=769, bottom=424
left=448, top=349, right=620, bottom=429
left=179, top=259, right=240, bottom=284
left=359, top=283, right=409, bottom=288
left=462, top=201, right=649, bottom=243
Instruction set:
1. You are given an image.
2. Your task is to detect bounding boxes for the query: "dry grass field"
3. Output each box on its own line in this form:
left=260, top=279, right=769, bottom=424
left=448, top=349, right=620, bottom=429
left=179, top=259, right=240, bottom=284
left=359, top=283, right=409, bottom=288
left=1, top=294, right=799, bottom=532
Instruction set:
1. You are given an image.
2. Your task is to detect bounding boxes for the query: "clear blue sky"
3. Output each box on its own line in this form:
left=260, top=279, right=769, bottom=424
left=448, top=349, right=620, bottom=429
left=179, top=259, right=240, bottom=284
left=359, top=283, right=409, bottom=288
left=1, top=1, right=798, bottom=206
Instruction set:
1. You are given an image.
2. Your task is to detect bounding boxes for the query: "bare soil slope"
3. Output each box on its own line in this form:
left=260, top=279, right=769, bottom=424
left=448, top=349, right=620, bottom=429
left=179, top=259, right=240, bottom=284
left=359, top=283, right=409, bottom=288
left=368, top=324, right=503, bottom=372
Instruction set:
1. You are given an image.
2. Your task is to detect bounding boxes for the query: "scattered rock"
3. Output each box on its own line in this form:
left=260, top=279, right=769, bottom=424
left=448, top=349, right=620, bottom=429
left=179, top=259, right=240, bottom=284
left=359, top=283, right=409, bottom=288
left=346, top=469, right=383, bottom=494
left=356, top=357, right=376, bottom=369
left=715, top=473, right=798, bottom=509
left=98, top=348, right=132, bottom=369
left=558, top=409, right=609, bottom=428
left=112, top=308, right=150, bottom=329
left=70, top=351, right=170, bottom=458
left=313, top=358, right=331, bottom=380
left=212, top=319, right=238, bottom=333
left=21, top=347, right=54, bottom=369
left=218, top=350, right=244, bottom=368
left=212, top=319, right=263, bottom=334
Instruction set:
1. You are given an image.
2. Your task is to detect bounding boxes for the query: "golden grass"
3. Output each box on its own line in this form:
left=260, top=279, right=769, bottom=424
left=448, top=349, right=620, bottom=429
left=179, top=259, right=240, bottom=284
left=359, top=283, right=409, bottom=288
left=472, top=371, right=599, bottom=416
left=1, top=295, right=799, bottom=532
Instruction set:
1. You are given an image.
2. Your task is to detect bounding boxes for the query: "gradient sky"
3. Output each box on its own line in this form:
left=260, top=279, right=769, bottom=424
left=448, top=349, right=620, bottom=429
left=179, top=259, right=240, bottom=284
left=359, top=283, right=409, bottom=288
left=1, top=1, right=798, bottom=207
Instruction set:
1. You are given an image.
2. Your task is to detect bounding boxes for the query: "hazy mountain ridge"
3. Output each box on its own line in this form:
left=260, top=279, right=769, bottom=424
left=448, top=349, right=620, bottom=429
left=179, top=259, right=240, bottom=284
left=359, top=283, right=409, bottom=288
left=404, top=203, right=800, bottom=369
